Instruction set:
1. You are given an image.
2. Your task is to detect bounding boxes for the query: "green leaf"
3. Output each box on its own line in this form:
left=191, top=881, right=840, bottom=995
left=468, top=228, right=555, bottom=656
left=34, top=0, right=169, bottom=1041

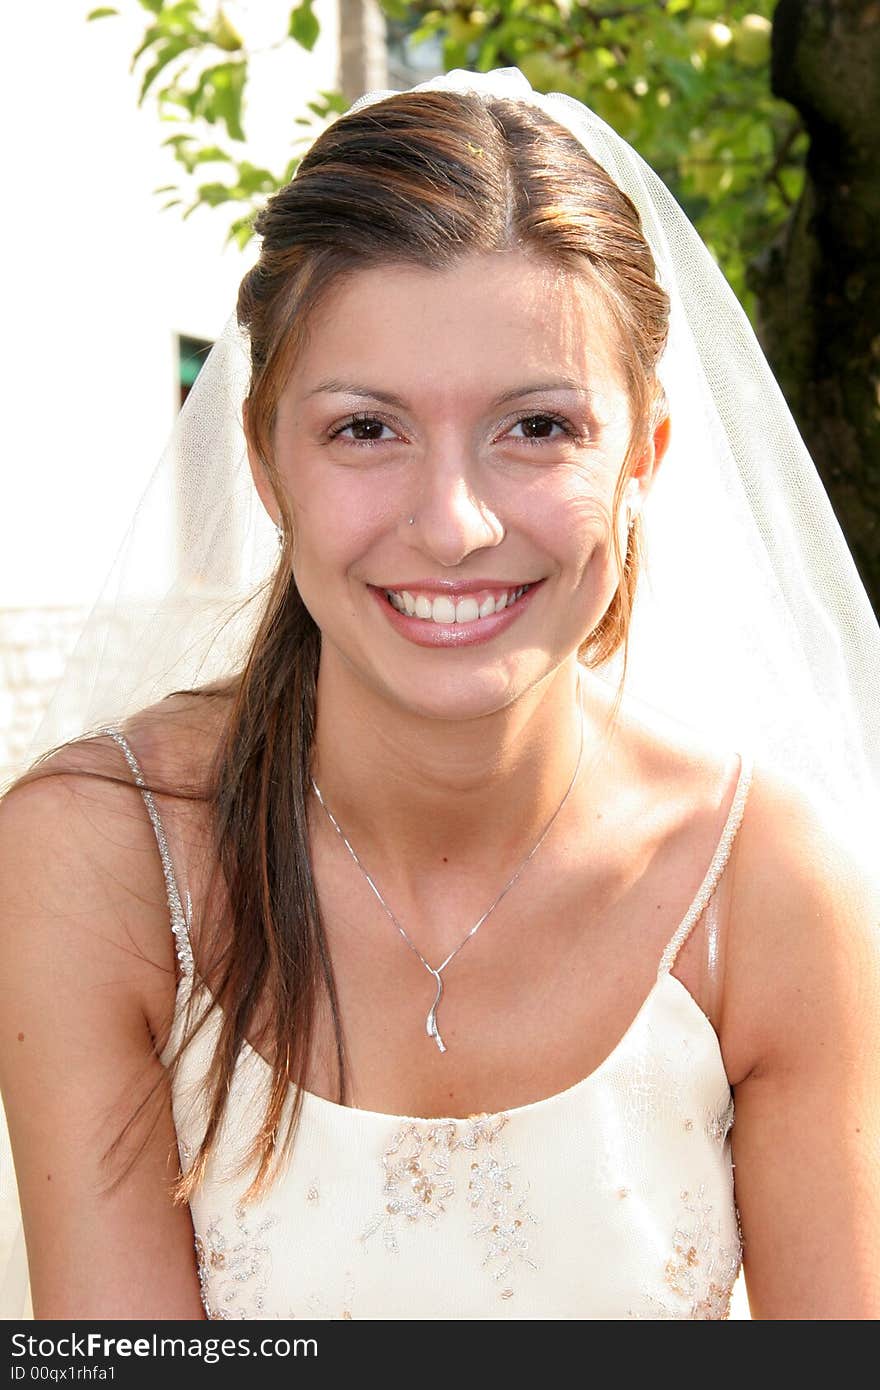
left=131, top=22, right=161, bottom=70
left=405, top=23, right=438, bottom=48
left=191, top=145, right=232, bottom=165
left=442, top=36, right=473, bottom=68
left=193, top=61, right=247, bottom=141
left=378, top=0, right=411, bottom=20
left=299, top=88, right=348, bottom=125
left=138, top=35, right=195, bottom=103
left=196, top=181, right=235, bottom=207
left=235, top=161, right=278, bottom=195
left=209, top=8, right=244, bottom=52
left=86, top=7, right=119, bottom=19
left=288, top=0, right=320, bottom=53
left=167, top=140, right=232, bottom=175
left=156, top=0, right=202, bottom=25
left=227, top=212, right=257, bottom=250
left=664, top=56, right=704, bottom=103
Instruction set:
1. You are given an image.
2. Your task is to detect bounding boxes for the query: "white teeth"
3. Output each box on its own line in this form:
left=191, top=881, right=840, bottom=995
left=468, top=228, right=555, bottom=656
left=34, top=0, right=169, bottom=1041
left=386, top=583, right=532, bottom=623
left=455, top=597, right=480, bottom=623
left=431, top=595, right=456, bottom=624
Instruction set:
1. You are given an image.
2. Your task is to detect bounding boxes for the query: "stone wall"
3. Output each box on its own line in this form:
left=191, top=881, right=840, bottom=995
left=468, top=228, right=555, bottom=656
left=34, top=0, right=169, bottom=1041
left=0, top=606, right=91, bottom=790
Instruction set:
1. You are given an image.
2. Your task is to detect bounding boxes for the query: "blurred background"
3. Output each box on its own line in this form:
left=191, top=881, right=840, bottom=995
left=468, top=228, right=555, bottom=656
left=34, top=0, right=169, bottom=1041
left=4, top=0, right=878, bottom=787
left=4, top=2, right=879, bottom=1318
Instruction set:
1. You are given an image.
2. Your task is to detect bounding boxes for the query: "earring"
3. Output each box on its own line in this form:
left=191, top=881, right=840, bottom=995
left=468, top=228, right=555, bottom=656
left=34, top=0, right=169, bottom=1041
left=408, top=515, right=415, bottom=526
left=276, top=522, right=284, bottom=547
left=624, top=481, right=641, bottom=532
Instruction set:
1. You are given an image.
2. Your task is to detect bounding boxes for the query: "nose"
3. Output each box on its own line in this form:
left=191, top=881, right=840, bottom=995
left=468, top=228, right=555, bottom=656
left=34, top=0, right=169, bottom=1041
left=407, top=462, right=504, bottom=568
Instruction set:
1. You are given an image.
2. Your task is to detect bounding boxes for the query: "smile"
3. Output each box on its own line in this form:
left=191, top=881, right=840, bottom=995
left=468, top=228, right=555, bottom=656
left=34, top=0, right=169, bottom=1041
left=383, top=584, right=533, bottom=625
left=370, top=579, right=543, bottom=648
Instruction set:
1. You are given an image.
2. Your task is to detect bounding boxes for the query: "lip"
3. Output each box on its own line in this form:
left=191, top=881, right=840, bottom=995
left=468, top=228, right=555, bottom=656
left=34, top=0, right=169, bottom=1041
left=378, top=578, right=539, bottom=596
left=368, top=579, right=545, bottom=648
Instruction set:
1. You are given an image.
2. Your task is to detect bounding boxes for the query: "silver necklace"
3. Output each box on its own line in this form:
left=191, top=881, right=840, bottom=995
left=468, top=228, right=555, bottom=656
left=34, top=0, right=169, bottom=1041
left=310, top=690, right=586, bottom=1054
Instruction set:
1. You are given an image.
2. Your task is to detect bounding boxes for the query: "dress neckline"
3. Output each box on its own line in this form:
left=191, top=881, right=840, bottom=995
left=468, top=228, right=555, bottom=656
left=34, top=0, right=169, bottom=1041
left=176, top=967, right=726, bottom=1128
left=166, top=749, right=751, bottom=1128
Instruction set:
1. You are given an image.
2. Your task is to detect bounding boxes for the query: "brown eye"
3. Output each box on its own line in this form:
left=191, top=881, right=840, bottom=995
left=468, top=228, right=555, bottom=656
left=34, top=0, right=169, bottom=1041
left=520, top=415, right=563, bottom=438
left=330, top=413, right=397, bottom=446
left=507, top=412, right=579, bottom=445
left=348, top=418, right=386, bottom=441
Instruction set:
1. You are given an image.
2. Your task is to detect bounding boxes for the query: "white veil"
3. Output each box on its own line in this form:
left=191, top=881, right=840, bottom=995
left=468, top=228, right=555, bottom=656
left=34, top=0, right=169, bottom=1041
left=2, top=64, right=878, bottom=1320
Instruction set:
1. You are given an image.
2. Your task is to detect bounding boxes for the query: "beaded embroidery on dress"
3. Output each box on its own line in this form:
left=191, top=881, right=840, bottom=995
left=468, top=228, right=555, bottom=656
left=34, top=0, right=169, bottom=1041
left=102, top=725, right=753, bottom=1320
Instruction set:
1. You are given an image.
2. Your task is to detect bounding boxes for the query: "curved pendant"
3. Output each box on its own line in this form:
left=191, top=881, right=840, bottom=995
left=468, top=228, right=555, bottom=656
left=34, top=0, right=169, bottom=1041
left=425, top=969, right=447, bottom=1053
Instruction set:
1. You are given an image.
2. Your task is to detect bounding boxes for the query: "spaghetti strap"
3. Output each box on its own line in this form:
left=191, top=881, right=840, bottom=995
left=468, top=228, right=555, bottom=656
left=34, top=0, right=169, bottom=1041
left=656, top=750, right=754, bottom=979
left=100, top=724, right=195, bottom=982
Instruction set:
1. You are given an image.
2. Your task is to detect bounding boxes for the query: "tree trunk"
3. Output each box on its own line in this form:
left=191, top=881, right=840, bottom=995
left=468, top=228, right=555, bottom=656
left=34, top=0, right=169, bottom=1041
left=748, top=0, right=880, bottom=615
left=338, top=0, right=389, bottom=103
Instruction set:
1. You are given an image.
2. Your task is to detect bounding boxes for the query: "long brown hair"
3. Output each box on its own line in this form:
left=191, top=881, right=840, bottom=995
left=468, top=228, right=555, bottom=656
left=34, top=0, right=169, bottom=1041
left=4, top=89, right=670, bottom=1208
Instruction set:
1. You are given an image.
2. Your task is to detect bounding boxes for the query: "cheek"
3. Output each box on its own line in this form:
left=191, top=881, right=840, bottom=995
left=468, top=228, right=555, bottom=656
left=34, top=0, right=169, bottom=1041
left=283, top=462, right=400, bottom=570
left=525, top=468, right=615, bottom=567
left=523, top=472, right=624, bottom=635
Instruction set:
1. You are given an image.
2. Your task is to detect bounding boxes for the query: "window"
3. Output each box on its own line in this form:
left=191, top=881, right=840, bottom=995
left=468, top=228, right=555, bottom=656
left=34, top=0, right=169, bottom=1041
left=178, top=334, right=213, bottom=409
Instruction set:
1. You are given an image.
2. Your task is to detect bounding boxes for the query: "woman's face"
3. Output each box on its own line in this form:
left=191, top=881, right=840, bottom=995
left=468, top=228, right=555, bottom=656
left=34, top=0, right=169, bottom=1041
left=258, top=251, right=666, bottom=721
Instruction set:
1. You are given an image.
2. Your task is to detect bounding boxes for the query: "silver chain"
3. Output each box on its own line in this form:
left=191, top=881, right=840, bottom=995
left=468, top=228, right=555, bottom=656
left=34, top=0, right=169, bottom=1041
left=310, top=682, right=586, bottom=1054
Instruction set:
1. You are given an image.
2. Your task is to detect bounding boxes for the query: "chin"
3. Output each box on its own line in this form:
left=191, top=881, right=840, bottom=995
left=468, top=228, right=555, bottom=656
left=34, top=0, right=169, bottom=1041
left=359, top=655, right=559, bottom=725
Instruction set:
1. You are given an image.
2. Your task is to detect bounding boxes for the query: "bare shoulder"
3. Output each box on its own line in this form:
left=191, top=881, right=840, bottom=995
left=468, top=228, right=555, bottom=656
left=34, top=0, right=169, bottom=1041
left=0, top=686, right=235, bottom=1030
left=595, top=681, right=878, bottom=1050
left=0, top=695, right=222, bottom=1317
left=718, top=766, right=880, bottom=1315
left=0, top=726, right=175, bottom=1035
left=721, top=759, right=880, bottom=1081
left=730, top=759, right=879, bottom=986
left=111, top=684, right=236, bottom=790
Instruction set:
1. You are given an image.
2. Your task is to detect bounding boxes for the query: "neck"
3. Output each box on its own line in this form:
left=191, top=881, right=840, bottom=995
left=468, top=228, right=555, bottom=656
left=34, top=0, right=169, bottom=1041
left=309, top=654, right=614, bottom=884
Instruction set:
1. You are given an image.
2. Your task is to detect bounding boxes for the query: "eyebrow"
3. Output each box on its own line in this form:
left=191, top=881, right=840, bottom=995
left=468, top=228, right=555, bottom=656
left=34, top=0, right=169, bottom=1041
left=304, top=378, right=594, bottom=407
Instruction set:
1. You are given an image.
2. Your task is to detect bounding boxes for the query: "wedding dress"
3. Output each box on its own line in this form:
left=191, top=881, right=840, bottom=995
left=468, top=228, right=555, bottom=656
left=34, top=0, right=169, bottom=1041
left=106, top=722, right=753, bottom=1321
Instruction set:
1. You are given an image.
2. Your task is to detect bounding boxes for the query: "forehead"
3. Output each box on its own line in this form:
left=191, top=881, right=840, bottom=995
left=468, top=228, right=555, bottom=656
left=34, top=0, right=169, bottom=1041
left=290, top=252, right=626, bottom=403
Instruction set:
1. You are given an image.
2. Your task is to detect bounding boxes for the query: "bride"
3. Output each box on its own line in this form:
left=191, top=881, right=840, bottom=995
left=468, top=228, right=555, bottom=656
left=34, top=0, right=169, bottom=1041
left=0, top=67, right=878, bottom=1321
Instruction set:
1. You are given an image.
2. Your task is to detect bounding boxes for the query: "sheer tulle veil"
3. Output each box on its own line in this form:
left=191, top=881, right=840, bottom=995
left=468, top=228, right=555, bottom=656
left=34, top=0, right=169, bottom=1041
left=2, top=65, right=878, bottom=1319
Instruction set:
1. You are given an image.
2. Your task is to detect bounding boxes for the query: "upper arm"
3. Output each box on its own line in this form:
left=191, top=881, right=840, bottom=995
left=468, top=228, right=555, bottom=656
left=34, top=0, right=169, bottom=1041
left=723, top=768, right=880, bottom=1319
left=0, top=752, right=207, bottom=1319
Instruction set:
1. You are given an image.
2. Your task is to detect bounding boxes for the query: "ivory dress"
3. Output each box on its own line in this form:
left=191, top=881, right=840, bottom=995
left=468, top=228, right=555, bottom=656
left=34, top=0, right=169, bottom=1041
left=104, top=725, right=753, bottom=1321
